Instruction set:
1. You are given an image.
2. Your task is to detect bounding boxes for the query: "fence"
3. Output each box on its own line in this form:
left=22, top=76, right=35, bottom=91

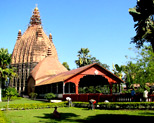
left=63, top=93, right=154, bottom=102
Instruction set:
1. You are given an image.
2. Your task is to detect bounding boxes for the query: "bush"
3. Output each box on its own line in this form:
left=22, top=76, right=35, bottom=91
left=29, top=92, right=38, bottom=100
left=2, top=96, right=21, bottom=102
left=72, top=102, right=154, bottom=110
left=44, top=93, right=56, bottom=101
left=3, top=102, right=67, bottom=110
left=73, top=102, right=89, bottom=108
left=3, top=87, right=19, bottom=101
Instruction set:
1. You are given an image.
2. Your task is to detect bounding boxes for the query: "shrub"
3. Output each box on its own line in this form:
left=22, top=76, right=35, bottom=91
left=5, top=87, right=18, bottom=101
left=3, top=102, right=67, bottom=110
left=72, top=102, right=154, bottom=110
left=29, top=92, right=38, bottom=100
left=2, top=96, right=21, bottom=102
left=44, top=93, right=56, bottom=101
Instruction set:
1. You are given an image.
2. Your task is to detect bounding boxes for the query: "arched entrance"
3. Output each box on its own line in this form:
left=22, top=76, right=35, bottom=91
left=65, top=82, right=76, bottom=94
left=78, top=75, right=110, bottom=94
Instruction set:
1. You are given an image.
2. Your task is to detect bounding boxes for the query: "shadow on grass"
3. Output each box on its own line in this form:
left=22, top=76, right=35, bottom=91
left=36, top=113, right=154, bottom=123
left=35, top=112, right=80, bottom=123
left=83, top=114, right=154, bottom=122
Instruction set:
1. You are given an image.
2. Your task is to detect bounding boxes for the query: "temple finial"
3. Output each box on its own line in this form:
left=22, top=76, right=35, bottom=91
left=30, top=5, right=41, bottom=25
left=49, top=33, right=53, bottom=42
left=17, top=30, right=22, bottom=40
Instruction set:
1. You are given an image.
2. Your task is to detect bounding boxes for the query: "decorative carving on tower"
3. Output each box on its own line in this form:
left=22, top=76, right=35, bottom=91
left=37, top=25, right=42, bottom=37
left=11, top=6, right=58, bottom=94
left=47, top=46, right=52, bottom=56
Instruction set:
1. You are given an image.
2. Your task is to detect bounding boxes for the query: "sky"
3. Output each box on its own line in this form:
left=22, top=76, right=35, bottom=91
left=0, top=0, right=137, bottom=70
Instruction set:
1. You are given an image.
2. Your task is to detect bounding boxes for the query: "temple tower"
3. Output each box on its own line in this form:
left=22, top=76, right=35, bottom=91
left=11, top=6, right=58, bottom=94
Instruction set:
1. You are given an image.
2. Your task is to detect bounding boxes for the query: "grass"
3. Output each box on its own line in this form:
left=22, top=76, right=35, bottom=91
left=3, top=107, right=154, bottom=123
left=0, top=98, right=46, bottom=108
left=1, top=98, right=154, bottom=122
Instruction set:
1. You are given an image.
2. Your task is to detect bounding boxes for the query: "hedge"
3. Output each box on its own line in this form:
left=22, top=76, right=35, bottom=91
left=4, top=101, right=154, bottom=110
left=0, top=111, right=6, bottom=123
left=3, top=102, right=67, bottom=110
left=73, top=102, right=154, bottom=110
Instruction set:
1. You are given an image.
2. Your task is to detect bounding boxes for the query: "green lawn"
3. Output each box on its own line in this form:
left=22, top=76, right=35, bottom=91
left=0, top=98, right=45, bottom=108
left=3, top=107, right=154, bottom=123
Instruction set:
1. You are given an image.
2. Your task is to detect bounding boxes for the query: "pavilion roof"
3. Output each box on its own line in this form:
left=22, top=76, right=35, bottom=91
left=35, top=63, right=125, bottom=86
left=30, top=55, right=68, bottom=84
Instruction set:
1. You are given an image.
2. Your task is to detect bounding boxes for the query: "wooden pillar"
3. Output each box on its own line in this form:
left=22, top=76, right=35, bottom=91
left=63, top=83, right=65, bottom=94
left=68, top=83, right=70, bottom=93
left=75, top=84, right=78, bottom=94
left=56, top=83, right=58, bottom=94
left=110, top=84, right=112, bottom=94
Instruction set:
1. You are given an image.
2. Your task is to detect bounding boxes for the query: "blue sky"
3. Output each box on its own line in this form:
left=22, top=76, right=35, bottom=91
left=0, top=0, right=137, bottom=70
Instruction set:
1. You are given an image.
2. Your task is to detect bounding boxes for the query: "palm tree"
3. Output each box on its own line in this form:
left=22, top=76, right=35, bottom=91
left=129, top=0, right=154, bottom=51
left=0, top=48, right=16, bottom=102
left=75, top=48, right=91, bottom=67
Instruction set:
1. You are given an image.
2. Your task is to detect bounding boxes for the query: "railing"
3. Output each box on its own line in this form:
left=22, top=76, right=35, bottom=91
left=63, top=93, right=154, bottom=102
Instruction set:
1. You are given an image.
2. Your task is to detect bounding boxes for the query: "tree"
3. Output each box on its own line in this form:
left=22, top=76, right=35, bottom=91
left=75, top=48, right=91, bottom=67
left=0, top=48, right=16, bottom=102
left=62, top=62, right=70, bottom=70
left=90, top=57, right=110, bottom=70
left=121, top=45, right=154, bottom=89
left=129, top=0, right=154, bottom=51
left=75, top=48, right=110, bottom=69
left=112, top=64, right=123, bottom=79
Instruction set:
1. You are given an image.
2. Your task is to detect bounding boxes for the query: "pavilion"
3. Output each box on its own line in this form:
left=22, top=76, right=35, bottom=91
left=29, top=62, right=124, bottom=98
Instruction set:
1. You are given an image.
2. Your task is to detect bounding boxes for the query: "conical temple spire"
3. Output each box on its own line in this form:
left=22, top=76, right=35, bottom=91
left=30, top=5, right=41, bottom=25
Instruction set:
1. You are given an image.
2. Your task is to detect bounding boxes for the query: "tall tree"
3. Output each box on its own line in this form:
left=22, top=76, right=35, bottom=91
left=0, top=48, right=16, bottom=102
left=75, top=48, right=91, bottom=67
left=75, top=48, right=110, bottom=69
left=129, top=0, right=154, bottom=51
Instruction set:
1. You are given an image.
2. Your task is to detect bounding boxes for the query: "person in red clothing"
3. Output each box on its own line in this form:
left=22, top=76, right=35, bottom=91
left=89, top=99, right=96, bottom=110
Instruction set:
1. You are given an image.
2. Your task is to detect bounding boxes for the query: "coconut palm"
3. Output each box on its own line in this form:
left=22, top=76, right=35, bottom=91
left=75, top=48, right=91, bottom=67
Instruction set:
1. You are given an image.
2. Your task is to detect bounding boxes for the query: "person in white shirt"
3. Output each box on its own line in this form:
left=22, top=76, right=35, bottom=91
left=143, top=88, right=148, bottom=102
left=66, top=97, right=72, bottom=107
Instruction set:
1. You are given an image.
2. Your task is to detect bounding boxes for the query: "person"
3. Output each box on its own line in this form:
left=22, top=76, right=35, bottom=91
left=53, top=107, right=60, bottom=119
left=131, top=88, right=136, bottom=102
left=143, top=88, right=148, bottom=102
left=89, top=99, right=96, bottom=110
left=66, top=97, right=72, bottom=107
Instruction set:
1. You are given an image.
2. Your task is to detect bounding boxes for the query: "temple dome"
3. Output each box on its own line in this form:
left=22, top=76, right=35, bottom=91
left=11, top=7, right=58, bottom=64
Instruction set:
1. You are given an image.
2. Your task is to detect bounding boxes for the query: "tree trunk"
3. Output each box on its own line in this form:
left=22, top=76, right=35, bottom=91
left=0, top=82, right=2, bottom=102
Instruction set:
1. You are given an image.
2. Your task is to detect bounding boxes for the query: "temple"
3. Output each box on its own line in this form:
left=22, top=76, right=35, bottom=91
left=11, top=6, right=66, bottom=94
left=11, top=6, right=124, bottom=98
